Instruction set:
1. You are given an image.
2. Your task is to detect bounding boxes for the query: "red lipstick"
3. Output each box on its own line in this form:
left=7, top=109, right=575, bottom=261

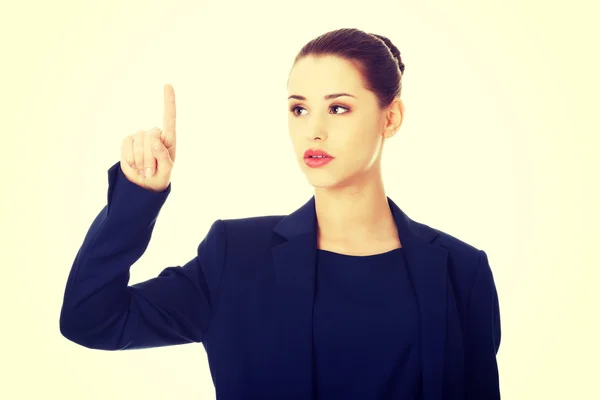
left=303, top=148, right=334, bottom=168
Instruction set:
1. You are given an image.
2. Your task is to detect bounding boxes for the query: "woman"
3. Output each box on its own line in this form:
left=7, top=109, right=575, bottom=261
left=60, top=28, right=501, bottom=399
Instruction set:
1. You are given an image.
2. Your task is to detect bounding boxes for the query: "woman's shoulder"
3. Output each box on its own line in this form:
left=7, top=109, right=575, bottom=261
left=422, top=222, right=493, bottom=282
left=220, top=214, right=285, bottom=234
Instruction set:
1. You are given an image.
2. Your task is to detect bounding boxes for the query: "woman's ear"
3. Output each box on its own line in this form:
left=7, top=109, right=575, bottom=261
left=382, top=98, right=404, bottom=138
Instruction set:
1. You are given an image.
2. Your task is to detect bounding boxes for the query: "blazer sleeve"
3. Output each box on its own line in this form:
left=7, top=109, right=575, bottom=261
left=465, top=249, right=501, bottom=399
left=59, top=162, right=227, bottom=351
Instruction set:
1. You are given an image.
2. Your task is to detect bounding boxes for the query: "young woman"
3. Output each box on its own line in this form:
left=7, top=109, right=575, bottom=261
left=60, top=28, right=501, bottom=400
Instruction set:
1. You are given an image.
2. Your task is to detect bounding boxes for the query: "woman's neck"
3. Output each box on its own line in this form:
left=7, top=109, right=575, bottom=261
left=313, top=180, right=398, bottom=243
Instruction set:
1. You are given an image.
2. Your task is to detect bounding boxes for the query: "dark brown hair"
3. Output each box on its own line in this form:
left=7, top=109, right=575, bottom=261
left=292, top=28, right=405, bottom=110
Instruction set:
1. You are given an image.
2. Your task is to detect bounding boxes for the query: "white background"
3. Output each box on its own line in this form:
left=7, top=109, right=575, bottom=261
left=2, top=0, right=598, bottom=398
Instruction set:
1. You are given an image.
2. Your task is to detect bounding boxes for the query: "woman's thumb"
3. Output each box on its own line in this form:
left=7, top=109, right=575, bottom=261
left=151, top=137, right=174, bottom=176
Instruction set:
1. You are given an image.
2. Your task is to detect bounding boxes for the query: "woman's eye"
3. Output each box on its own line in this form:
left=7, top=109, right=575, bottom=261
left=331, top=105, right=349, bottom=114
left=290, top=106, right=307, bottom=116
left=289, top=105, right=349, bottom=116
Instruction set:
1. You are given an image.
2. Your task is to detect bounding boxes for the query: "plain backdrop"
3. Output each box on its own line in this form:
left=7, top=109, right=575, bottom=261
left=2, top=0, right=598, bottom=398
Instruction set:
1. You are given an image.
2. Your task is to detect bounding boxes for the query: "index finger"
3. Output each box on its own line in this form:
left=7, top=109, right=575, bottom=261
left=162, top=83, right=176, bottom=146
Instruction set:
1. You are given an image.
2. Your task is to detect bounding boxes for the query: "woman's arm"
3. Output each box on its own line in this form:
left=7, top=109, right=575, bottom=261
left=465, top=249, right=502, bottom=399
left=59, top=162, right=227, bottom=350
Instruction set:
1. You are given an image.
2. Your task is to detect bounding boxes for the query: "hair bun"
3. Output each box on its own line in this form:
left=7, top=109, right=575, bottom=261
left=369, top=33, right=405, bottom=74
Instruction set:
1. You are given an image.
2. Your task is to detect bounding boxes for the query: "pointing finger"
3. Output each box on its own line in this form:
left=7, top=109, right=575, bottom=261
left=162, top=83, right=176, bottom=148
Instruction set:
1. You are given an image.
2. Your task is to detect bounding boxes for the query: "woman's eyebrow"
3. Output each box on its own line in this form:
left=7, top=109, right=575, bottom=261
left=287, top=93, right=356, bottom=101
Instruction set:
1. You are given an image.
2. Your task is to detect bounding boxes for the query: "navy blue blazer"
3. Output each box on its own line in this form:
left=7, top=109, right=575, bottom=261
left=60, top=161, right=501, bottom=400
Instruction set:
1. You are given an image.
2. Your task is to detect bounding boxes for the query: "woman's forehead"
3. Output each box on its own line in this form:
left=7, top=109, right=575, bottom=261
left=288, top=56, right=365, bottom=98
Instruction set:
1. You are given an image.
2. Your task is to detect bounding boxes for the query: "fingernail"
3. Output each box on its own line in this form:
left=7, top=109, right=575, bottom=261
left=145, top=168, right=152, bottom=177
left=139, top=170, right=145, bottom=178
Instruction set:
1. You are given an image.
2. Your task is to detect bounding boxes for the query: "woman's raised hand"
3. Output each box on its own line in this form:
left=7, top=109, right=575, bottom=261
left=120, top=84, right=177, bottom=192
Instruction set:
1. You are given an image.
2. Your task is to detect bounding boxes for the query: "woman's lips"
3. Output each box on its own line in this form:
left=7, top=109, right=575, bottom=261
left=304, top=156, right=334, bottom=168
left=304, top=148, right=333, bottom=158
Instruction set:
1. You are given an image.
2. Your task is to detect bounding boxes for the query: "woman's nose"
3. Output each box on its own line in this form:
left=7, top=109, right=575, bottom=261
left=305, top=120, right=327, bottom=141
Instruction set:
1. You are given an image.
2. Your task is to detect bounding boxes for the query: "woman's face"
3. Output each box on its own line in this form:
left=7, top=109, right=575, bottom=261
left=287, top=55, right=402, bottom=190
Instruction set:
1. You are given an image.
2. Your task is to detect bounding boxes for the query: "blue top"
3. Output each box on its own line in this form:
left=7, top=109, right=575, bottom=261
left=313, top=247, right=422, bottom=399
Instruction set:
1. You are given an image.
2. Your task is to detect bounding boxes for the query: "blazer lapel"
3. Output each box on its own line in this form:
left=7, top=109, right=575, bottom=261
left=270, top=198, right=319, bottom=399
left=271, top=196, right=448, bottom=400
left=388, top=197, right=449, bottom=400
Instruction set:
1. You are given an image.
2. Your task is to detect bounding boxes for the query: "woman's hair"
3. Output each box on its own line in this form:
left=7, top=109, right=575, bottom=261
left=292, top=28, right=405, bottom=110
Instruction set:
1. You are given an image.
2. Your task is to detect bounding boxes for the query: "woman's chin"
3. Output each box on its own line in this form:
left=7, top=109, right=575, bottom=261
left=304, top=173, right=345, bottom=190
left=305, top=175, right=332, bottom=187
